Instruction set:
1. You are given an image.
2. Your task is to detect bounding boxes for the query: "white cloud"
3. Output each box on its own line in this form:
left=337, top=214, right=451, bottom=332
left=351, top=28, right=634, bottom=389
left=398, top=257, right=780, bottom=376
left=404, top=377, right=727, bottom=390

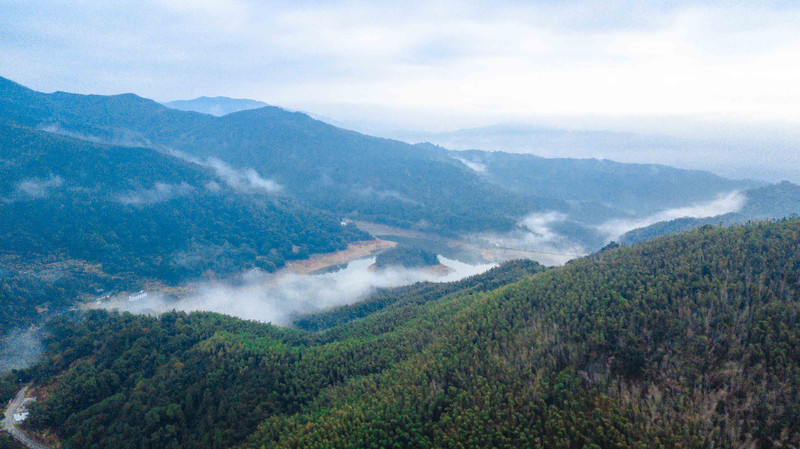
left=5, top=1, right=800, bottom=125
left=94, top=256, right=494, bottom=326
left=469, top=193, right=746, bottom=264
left=16, top=175, right=63, bottom=198
left=163, top=151, right=283, bottom=194
left=4, top=0, right=800, bottom=180
left=205, top=158, right=283, bottom=194
left=520, top=212, right=570, bottom=245
left=597, top=190, right=746, bottom=240
left=474, top=212, right=586, bottom=266
left=453, top=157, right=486, bottom=173
left=114, top=182, right=195, bottom=205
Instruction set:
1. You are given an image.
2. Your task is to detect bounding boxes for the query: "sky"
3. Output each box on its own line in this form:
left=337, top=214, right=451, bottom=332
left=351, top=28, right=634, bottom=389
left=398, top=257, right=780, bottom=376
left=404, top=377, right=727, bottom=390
left=2, top=0, right=800, bottom=177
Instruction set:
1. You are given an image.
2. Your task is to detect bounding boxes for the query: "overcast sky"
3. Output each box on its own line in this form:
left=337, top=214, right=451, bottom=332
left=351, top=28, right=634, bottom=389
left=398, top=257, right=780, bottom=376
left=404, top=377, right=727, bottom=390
left=2, top=1, right=800, bottom=150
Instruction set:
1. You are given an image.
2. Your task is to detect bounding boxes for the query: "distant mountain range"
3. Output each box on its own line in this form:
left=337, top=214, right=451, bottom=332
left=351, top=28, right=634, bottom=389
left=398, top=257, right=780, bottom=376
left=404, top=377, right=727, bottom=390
left=163, top=96, right=269, bottom=116
left=393, top=123, right=800, bottom=183
left=437, top=147, right=752, bottom=216
left=0, top=76, right=755, bottom=237
left=3, top=76, right=800, bottom=448
left=2, top=74, right=800, bottom=336
left=620, top=181, right=800, bottom=244
left=0, top=120, right=366, bottom=335
left=399, top=123, right=687, bottom=157
left=5, top=75, right=800, bottom=254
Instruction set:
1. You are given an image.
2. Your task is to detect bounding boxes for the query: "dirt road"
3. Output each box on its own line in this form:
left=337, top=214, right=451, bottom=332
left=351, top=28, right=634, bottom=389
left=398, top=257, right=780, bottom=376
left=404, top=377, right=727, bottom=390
left=2, top=386, right=50, bottom=449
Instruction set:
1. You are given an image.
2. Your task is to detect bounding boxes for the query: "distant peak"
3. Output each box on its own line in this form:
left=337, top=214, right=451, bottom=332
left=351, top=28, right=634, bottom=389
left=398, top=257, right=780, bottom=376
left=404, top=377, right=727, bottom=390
left=162, top=96, right=269, bottom=116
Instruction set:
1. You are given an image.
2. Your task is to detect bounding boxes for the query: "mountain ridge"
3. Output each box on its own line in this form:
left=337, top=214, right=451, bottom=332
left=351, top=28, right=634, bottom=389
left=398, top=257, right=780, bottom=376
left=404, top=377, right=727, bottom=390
left=8, top=219, right=800, bottom=448
left=0, top=75, right=753, bottom=239
left=0, top=121, right=367, bottom=334
left=163, top=96, right=270, bottom=116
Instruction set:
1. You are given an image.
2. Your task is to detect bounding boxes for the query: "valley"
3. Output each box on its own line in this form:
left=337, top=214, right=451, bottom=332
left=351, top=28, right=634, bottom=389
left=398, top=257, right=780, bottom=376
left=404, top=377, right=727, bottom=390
left=355, top=220, right=586, bottom=266
left=1, top=74, right=799, bottom=340
left=1, top=75, right=799, bottom=448
left=4, top=1, right=800, bottom=447
left=3, top=221, right=799, bottom=448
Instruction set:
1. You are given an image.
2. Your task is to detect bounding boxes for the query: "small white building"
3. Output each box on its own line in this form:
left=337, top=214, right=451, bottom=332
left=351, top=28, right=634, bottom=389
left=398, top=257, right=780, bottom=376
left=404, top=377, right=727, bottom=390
left=13, top=411, right=29, bottom=422
left=128, top=290, right=148, bottom=302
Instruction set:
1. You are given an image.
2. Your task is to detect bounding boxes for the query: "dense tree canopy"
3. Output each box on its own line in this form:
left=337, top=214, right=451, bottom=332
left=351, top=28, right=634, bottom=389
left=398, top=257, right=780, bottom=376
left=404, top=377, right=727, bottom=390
left=373, top=247, right=440, bottom=269
left=0, top=75, right=753, bottom=237
left=0, top=122, right=366, bottom=334
left=6, top=220, right=800, bottom=448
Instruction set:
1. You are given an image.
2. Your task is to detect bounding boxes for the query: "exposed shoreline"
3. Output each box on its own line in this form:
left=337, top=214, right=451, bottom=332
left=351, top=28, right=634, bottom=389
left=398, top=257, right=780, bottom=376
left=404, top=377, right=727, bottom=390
left=284, top=239, right=397, bottom=274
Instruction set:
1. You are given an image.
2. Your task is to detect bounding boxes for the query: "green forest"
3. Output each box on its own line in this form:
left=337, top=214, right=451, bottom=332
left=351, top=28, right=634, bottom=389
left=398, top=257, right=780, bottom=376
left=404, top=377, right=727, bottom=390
left=0, top=75, right=754, bottom=237
left=4, top=220, right=799, bottom=448
left=0, top=122, right=366, bottom=335
left=373, top=247, right=441, bottom=269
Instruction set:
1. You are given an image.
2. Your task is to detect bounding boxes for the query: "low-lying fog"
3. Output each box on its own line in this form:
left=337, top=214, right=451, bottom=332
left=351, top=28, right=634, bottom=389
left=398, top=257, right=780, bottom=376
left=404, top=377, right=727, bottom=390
left=80, top=191, right=748, bottom=333
left=474, top=191, right=746, bottom=262
left=93, top=257, right=495, bottom=326
left=596, top=191, right=746, bottom=240
left=0, top=326, right=44, bottom=372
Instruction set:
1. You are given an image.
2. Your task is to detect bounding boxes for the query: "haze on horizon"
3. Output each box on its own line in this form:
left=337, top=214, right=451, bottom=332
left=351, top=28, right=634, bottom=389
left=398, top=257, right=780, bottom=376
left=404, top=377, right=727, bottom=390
left=2, top=0, right=800, bottom=181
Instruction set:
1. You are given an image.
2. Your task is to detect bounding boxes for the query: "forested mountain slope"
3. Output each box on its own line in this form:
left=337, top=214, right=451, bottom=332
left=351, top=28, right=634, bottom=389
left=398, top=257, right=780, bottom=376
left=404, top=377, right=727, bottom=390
left=0, top=76, right=751, bottom=236
left=7, top=220, right=799, bottom=448
left=448, top=148, right=755, bottom=215
left=0, top=122, right=365, bottom=333
left=620, top=181, right=800, bottom=244
left=0, top=76, right=556, bottom=233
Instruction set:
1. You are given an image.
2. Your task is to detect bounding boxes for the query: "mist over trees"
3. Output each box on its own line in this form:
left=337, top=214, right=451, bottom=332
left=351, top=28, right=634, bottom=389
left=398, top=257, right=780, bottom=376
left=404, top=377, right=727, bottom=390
left=5, top=220, right=800, bottom=448
left=2, top=74, right=800, bottom=449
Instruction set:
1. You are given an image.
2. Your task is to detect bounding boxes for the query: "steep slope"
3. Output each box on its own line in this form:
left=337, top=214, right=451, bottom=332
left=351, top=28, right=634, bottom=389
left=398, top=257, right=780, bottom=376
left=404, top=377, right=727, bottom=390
left=0, top=122, right=366, bottom=333
left=0, top=76, right=752, bottom=238
left=620, top=181, right=800, bottom=244
left=0, top=76, right=552, bottom=234
left=449, top=148, right=755, bottom=216
left=10, top=220, right=800, bottom=448
left=293, top=259, right=546, bottom=333
left=250, top=220, right=800, bottom=449
left=168, top=107, right=550, bottom=233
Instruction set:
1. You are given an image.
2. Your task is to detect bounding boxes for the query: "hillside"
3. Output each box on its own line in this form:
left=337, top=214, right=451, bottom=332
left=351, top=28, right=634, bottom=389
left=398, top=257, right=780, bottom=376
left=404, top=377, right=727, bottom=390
left=373, top=247, right=440, bottom=269
left=0, top=122, right=366, bottom=334
left=449, top=148, right=755, bottom=216
left=0, top=76, right=552, bottom=234
left=7, top=220, right=799, bottom=448
left=620, top=181, right=800, bottom=244
left=0, top=76, right=752, bottom=239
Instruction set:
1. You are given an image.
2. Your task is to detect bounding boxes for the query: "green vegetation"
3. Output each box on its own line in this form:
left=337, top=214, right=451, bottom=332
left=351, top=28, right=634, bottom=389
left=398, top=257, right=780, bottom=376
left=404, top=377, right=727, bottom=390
left=0, top=371, right=19, bottom=406
left=0, top=432, right=26, bottom=449
left=621, top=181, right=800, bottom=245
left=373, top=247, right=440, bottom=269
left=453, top=148, right=753, bottom=216
left=0, top=256, right=120, bottom=336
left=294, top=259, right=546, bottom=333
left=11, top=220, right=800, bottom=448
left=0, top=122, right=366, bottom=334
left=0, top=76, right=753, bottom=237
left=0, top=123, right=365, bottom=278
